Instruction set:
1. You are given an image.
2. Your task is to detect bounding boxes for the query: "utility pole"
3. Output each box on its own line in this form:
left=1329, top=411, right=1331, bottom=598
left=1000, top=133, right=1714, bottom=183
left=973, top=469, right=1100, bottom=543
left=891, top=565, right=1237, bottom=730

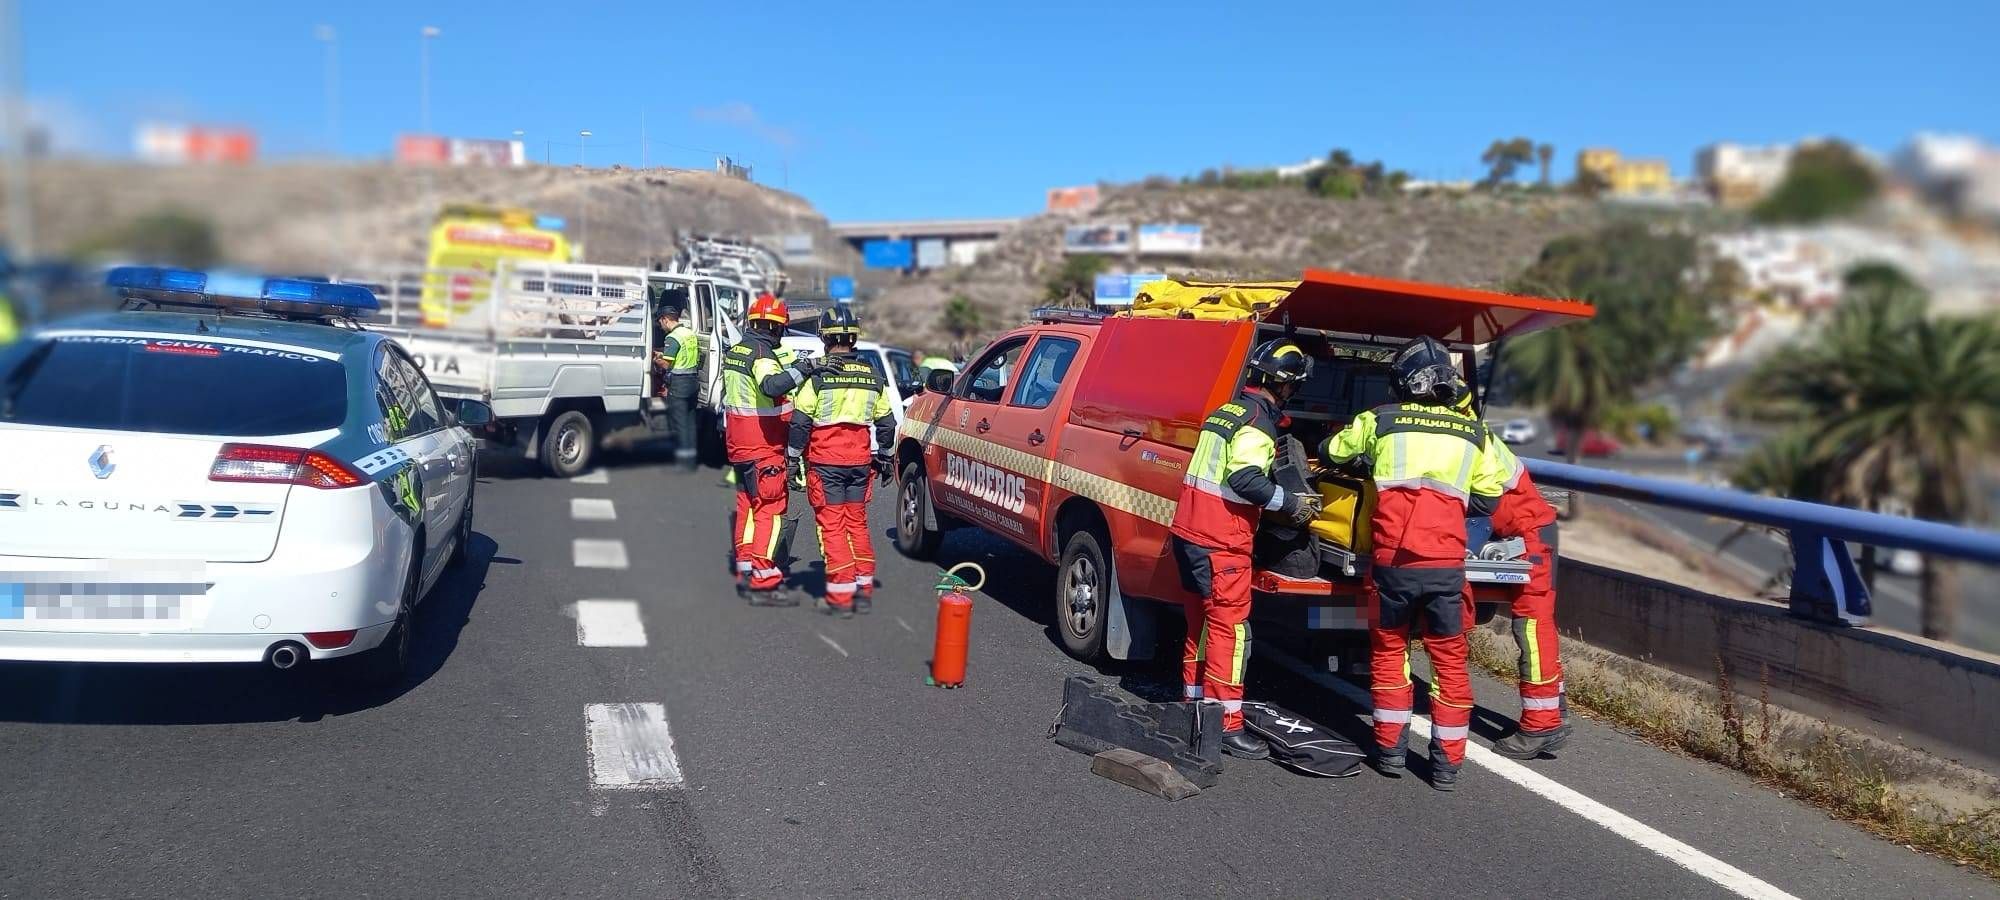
left=578, top=130, right=592, bottom=259
left=640, top=110, right=647, bottom=169
left=419, top=26, right=440, bottom=134
left=2, top=0, right=34, bottom=260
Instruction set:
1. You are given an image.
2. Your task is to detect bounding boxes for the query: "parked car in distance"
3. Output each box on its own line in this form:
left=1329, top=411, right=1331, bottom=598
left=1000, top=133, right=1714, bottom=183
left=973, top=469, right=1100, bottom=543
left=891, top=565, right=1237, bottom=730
left=1552, top=429, right=1622, bottom=458
left=1498, top=418, right=1537, bottom=444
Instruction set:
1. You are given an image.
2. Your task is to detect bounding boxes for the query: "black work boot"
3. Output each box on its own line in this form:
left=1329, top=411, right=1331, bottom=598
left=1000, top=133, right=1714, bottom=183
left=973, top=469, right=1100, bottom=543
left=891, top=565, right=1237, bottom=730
left=1429, top=756, right=1461, bottom=792
left=851, top=595, right=872, bottom=615
left=1220, top=728, right=1270, bottom=760
left=1371, top=728, right=1409, bottom=777
left=749, top=586, right=799, bottom=608
left=1492, top=722, right=1572, bottom=760
left=816, top=597, right=854, bottom=619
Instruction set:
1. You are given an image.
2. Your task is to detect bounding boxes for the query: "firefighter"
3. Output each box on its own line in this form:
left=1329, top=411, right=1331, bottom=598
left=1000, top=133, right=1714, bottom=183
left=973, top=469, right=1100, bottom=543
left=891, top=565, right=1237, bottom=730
left=1170, top=338, right=1322, bottom=760
left=653, top=290, right=701, bottom=472
left=721, top=292, right=820, bottom=605
left=1318, top=335, right=1506, bottom=791
left=787, top=305, right=896, bottom=619
left=1474, top=426, right=1570, bottom=759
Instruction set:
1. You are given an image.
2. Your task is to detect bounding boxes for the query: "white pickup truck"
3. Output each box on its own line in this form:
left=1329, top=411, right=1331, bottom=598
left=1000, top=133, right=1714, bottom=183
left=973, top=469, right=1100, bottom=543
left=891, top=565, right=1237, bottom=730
left=342, top=261, right=754, bottom=477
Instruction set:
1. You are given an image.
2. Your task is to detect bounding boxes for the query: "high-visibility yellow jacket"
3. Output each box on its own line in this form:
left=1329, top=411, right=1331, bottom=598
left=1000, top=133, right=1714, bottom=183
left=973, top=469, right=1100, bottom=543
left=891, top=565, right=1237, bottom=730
left=787, top=353, right=895, bottom=466
left=721, top=334, right=808, bottom=459
left=1320, top=402, right=1506, bottom=566
left=1169, top=387, right=1287, bottom=550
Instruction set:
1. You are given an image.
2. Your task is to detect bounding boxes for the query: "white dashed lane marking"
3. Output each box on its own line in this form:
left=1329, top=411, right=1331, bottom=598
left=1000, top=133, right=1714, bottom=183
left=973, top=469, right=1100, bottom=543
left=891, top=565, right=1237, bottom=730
left=572, top=539, right=629, bottom=569
left=573, top=600, right=647, bottom=647
left=585, top=703, right=684, bottom=789
left=816, top=633, right=850, bottom=658
left=1261, top=648, right=1799, bottom=900
left=571, top=498, right=617, bottom=521
left=570, top=469, right=609, bottom=485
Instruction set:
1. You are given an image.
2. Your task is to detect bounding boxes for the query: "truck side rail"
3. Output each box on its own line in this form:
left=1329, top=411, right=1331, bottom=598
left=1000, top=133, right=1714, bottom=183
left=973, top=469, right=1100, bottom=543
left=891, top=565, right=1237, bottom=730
left=1524, top=458, right=2000, bottom=622
left=336, top=262, right=648, bottom=347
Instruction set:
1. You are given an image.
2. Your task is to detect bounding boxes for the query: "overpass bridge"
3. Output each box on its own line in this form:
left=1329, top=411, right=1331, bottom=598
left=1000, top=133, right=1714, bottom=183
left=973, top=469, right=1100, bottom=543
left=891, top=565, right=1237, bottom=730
left=830, top=217, right=1023, bottom=269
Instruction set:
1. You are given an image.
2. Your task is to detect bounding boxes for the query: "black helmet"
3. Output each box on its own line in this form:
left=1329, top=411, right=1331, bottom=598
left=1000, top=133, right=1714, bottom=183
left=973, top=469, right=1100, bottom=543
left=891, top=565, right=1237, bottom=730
left=1392, top=336, right=1466, bottom=404
left=821, top=304, right=861, bottom=341
left=1248, top=338, right=1312, bottom=385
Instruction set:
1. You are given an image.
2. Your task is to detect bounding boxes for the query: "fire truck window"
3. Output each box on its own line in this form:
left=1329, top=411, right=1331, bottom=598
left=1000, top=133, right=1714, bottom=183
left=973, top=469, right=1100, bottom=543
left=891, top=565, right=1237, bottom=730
left=961, top=338, right=1027, bottom=403
left=1009, top=337, right=1080, bottom=409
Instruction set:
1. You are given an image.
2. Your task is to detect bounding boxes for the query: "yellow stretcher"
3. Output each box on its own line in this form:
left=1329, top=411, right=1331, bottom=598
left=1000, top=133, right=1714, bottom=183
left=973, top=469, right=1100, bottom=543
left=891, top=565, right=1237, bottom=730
left=1120, top=279, right=1299, bottom=321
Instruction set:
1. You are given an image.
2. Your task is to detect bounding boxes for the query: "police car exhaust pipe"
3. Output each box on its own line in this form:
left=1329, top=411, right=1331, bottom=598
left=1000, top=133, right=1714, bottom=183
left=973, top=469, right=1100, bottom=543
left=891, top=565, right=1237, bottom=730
left=267, top=642, right=305, bottom=670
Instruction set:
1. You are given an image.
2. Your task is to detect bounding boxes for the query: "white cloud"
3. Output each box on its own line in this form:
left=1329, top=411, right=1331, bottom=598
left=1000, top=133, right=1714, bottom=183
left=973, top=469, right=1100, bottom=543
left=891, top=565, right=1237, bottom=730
left=691, top=101, right=798, bottom=150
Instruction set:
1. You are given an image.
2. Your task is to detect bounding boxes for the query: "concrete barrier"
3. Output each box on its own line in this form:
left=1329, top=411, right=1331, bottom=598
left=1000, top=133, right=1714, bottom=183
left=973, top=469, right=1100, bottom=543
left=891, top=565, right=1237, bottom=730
left=1537, top=558, right=2000, bottom=775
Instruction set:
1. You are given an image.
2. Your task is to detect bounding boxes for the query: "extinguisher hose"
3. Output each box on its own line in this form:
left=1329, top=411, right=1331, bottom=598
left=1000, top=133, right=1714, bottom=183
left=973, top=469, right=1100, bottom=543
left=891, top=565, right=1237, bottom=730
left=935, top=562, right=987, bottom=595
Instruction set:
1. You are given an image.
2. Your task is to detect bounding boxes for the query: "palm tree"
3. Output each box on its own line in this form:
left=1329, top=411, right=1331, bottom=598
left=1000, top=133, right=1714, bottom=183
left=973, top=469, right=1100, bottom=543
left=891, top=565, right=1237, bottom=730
left=1744, top=282, right=2000, bottom=640
left=1503, top=316, right=1621, bottom=516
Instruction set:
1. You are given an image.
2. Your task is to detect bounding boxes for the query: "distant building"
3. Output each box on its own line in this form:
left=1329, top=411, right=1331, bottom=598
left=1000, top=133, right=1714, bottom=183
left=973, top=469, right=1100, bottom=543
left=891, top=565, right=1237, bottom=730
left=1696, top=142, right=1793, bottom=207
left=1575, top=148, right=1673, bottom=196
left=1896, top=132, right=2000, bottom=223
left=1273, top=157, right=1327, bottom=179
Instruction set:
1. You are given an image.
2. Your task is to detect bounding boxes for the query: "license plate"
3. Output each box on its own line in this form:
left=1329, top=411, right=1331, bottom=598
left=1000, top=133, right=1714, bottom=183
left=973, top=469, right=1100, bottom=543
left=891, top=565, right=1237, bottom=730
left=0, top=583, right=192, bottom=621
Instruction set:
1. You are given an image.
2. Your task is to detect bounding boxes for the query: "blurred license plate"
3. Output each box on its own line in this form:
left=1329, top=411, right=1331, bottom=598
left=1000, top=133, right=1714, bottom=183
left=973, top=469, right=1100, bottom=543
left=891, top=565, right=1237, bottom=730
left=0, top=583, right=189, bottom=621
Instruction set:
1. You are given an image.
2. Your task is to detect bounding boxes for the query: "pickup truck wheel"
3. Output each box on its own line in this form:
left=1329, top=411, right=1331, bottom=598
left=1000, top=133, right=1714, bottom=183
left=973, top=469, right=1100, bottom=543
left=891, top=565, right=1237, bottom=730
left=540, top=411, right=594, bottom=479
left=1056, top=528, right=1111, bottom=662
left=895, top=463, right=942, bottom=560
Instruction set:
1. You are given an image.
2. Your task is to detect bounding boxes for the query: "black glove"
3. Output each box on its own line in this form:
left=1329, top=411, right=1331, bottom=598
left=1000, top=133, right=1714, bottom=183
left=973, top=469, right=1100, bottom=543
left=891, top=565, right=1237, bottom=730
left=788, top=455, right=807, bottom=492
left=1337, top=455, right=1373, bottom=477
left=874, top=453, right=895, bottom=485
left=1280, top=492, right=1323, bottom=527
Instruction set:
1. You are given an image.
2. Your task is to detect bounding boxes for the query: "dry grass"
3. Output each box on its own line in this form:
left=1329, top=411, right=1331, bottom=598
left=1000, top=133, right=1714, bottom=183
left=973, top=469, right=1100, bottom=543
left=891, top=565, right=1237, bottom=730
left=1466, top=627, right=2000, bottom=876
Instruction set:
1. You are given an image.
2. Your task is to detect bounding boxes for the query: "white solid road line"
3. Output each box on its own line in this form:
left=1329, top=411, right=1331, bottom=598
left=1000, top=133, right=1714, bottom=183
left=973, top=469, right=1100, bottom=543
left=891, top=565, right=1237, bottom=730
left=816, top=633, right=850, bottom=658
left=585, top=703, right=683, bottom=789
left=571, top=498, right=618, bottom=521
left=573, top=539, right=630, bottom=569
left=570, top=469, right=609, bottom=485
left=573, top=600, right=648, bottom=647
left=1262, top=648, right=1800, bottom=900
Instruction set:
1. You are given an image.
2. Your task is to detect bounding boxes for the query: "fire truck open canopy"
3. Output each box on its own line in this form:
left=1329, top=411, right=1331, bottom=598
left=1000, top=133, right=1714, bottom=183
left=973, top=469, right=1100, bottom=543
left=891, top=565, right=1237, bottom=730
left=1269, top=269, right=1595, bottom=346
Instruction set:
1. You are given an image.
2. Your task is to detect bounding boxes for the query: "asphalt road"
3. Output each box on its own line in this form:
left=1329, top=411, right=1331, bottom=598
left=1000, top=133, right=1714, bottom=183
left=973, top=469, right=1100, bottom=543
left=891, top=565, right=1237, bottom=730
left=0, top=452, right=1991, bottom=899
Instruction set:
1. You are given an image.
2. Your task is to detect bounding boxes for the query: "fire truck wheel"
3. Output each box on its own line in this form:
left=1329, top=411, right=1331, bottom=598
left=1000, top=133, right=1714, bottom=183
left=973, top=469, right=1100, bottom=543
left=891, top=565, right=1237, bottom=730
left=895, top=463, right=943, bottom=560
left=1055, top=527, right=1111, bottom=661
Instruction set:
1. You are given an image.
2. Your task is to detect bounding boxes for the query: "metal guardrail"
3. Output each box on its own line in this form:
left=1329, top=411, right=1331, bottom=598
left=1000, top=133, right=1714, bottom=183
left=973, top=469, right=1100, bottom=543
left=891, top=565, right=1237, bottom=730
left=1525, top=457, right=2000, bottom=623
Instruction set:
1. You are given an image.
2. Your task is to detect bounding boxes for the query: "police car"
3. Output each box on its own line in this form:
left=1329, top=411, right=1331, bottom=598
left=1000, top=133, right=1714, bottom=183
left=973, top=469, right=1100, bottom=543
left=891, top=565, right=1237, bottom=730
left=0, top=267, right=487, bottom=687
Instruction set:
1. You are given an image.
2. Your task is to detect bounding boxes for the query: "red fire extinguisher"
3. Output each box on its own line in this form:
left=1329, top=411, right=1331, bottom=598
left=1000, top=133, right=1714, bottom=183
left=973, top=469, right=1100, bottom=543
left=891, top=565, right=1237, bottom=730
left=929, top=563, right=985, bottom=689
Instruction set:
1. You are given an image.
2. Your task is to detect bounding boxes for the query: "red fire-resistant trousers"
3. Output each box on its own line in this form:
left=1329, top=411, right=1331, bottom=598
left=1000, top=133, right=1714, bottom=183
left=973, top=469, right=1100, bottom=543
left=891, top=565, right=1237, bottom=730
left=1509, top=539, right=1563, bottom=730
left=808, top=464, right=875, bottom=606
left=1171, top=537, right=1254, bottom=731
left=732, top=453, right=789, bottom=591
left=1368, top=562, right=1474, bottom=768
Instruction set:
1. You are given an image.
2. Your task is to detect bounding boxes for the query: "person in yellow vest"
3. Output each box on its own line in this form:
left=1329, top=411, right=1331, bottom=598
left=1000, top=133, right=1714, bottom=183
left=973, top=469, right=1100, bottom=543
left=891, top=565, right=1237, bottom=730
left=0, top=294, right=18, bottom=346
left=720, top=293, right=821, bottom=604
left=788, top=306, right=896, bottom=617
left=652, top=291, right=702, bottom=472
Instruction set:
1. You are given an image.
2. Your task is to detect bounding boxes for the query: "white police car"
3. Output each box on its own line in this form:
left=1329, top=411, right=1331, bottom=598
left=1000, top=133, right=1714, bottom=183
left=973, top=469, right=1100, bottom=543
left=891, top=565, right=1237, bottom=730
left=0, top=267, right=487, bottom=687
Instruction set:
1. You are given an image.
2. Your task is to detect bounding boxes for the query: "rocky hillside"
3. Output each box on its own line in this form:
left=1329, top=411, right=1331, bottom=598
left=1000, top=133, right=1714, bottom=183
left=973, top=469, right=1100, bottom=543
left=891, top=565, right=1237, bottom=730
left=9, top=161, right=855, bottom=276
left=869, top=185, right=1708, bottom=352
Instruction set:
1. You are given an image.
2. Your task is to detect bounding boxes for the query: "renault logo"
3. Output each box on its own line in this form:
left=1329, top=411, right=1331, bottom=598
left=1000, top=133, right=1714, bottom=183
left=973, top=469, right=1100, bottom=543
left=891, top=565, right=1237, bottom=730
left=89, top=446, right=116, bottom=480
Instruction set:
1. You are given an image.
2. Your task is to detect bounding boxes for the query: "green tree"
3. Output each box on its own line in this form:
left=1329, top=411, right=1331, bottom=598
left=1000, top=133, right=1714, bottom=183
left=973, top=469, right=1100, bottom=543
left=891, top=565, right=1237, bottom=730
left=1044, top=254, right=1108, bottom=306
left=1752, top=140, right=1879, bottom=224
left=71, top=209, right=221, bottom=268
left=1480, top=137, right=1537, bottom=188
left=941, top=294, right=985, bottom=351
left=1501, top=224, right=1736, bottom=512
left=1737, top=273, right=2000, bottom=639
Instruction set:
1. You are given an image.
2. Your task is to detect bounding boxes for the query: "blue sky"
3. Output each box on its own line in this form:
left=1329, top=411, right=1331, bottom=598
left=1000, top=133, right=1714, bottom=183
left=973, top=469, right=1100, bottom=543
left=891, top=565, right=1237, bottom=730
left=20, top=1, right=1998, bottom=221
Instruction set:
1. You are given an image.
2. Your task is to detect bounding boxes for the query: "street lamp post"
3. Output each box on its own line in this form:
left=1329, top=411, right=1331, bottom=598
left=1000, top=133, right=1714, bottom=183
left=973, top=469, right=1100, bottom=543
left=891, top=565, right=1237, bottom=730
left=578, top=130, right=592, bottom=258
left=578, top=129, right=591, bottom=167
left=419, top=25, right=440, bottom=134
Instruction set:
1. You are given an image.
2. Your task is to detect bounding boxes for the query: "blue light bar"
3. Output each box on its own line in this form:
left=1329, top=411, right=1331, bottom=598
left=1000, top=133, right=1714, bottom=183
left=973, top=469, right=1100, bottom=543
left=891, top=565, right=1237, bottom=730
left=105, top=266, right=380, bottom=318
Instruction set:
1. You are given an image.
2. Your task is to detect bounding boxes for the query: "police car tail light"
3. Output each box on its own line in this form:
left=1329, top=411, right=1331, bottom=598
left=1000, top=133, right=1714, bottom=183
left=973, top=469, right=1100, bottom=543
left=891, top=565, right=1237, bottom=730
left=210, top=444, right=365, bottom=490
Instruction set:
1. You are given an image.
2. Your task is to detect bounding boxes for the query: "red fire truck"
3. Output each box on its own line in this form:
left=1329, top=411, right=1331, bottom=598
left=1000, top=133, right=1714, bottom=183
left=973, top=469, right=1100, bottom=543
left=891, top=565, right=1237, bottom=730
left=891, top=269, right=1594, bottom=669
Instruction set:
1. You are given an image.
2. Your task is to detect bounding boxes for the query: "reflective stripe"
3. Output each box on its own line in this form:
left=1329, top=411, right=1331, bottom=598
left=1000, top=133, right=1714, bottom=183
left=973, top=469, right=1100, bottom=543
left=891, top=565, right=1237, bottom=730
left=911, top=418, right=1179, bottom=526
left=1522, top=696, right=1564, bottom=710
left=752, top=567, right=782, bottom=579
left=855, top=575, right=874, bottom=586
left=1181, top=473, right=1255, bottom=507
left=1219, top=699, right=1243, bottom=713
left=1524, top=617, right=1544, bottom=683
left=724, top=402, right=794, bottom=416
left=1453, top=441, right=1477, bottom=491
left=1432, top=724, right=1470, bottom=740
left=735, top=561, right=751, bottom=573
left=1375, top=476, right=1472, bottom=501
left=1225, top=623, right=1248, bottom=686
left=1183, top=685, right=1204, bottom=699
left=827, top=581, right=857, bottom=596
left=1373, top=708, right=1412, bottom=724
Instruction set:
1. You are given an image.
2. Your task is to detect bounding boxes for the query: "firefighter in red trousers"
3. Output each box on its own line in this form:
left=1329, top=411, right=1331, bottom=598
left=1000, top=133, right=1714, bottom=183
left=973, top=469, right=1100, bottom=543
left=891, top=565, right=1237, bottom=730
left=1319, top=336, right=1506, bottom=791
left=1170, top=339, right=1322, bottom=760
left=722, top=293, right=821, bottom=606
left=788, top=306, right=896, bottom=619
left=1472, top=426, right=1571, bottom=759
